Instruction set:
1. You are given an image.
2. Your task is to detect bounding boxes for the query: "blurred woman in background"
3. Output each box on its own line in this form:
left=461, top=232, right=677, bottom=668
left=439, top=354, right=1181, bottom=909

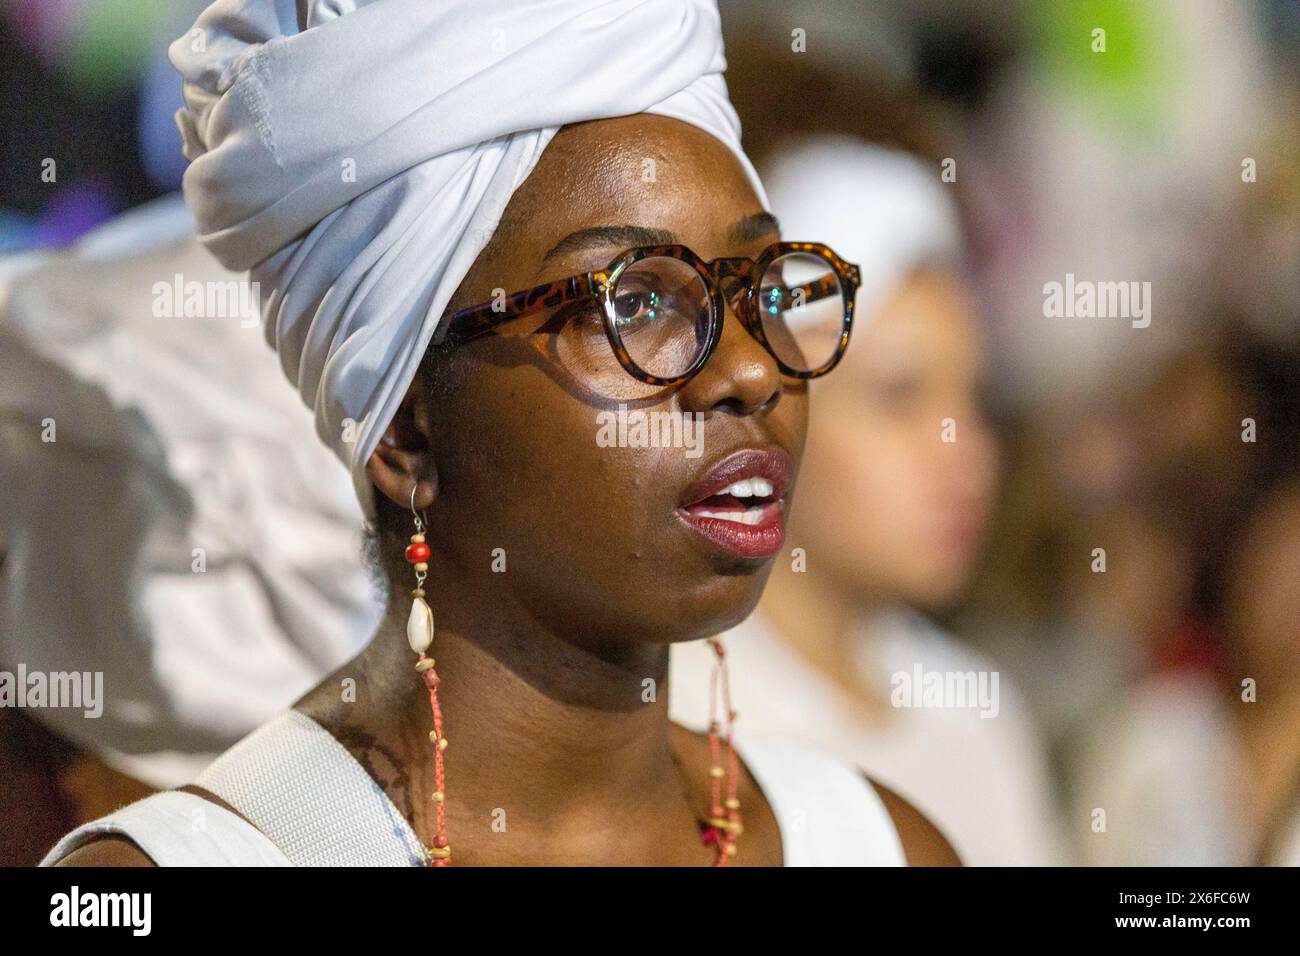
left=672, top=133, right=1065, bottom=865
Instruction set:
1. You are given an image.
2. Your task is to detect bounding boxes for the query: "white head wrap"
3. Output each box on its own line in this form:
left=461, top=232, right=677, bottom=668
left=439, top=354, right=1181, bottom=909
left=760, top=134, right=962, bottom=326
left=169, top=0, right=769, bottom=516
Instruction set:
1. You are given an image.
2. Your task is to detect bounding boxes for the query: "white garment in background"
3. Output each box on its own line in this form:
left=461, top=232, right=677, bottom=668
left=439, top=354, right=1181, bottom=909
left=0, top=196, right=378, bottom=786
left=1069, top=671, right=1251, bottom=866
left=40, top=710, right=906, bottom=866
left=670, top=608, right=1067, bottom=865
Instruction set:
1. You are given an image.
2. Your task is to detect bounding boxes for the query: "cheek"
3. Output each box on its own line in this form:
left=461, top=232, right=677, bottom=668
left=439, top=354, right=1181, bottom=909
left=430, top=359, right=804, bottom=641
left=435, top=364, right=648, bottom=581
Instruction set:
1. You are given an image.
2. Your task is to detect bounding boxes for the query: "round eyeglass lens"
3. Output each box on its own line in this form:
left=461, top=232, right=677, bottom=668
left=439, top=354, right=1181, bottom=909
left=757, top=252, right=845, bottom=372
left=607, top=256, right=711, bottom=379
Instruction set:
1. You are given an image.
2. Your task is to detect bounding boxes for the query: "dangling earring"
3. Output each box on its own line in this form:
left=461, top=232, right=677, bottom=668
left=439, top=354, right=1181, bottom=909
left=701, top=636, right=742, bottom=865
left=405, top=483, right=450, bottom=866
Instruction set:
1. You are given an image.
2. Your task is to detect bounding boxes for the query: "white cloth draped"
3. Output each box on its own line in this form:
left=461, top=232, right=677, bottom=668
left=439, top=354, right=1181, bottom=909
left=0, top=196, right=377, bottom=787
left=169, top=0, right=768, bottom=515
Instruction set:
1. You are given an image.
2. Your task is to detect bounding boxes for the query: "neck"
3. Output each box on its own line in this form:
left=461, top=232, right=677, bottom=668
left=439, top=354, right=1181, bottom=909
left=307, top=554, right=705, bottom=863
left=759, top=555, right=886, bottom=710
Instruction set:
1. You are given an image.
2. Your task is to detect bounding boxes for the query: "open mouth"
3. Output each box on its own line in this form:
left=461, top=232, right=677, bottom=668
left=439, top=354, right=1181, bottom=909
left=682, top=477, right=780, bottom=525
left=676, top=448, right=792, bottom=559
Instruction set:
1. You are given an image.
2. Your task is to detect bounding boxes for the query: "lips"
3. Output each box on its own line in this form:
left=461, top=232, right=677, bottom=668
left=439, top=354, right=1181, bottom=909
left=676, top=447, right=793, bottom=559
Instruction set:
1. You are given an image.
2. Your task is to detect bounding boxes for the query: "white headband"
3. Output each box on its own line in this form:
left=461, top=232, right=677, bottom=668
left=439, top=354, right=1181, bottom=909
left=170, top=0, right=769, bottom=517
left=760, top=134, right=962, bottom=324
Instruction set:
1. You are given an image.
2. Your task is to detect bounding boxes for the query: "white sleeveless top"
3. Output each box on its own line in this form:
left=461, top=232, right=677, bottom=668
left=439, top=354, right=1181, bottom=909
left=40, top=710, right=905, bottom=866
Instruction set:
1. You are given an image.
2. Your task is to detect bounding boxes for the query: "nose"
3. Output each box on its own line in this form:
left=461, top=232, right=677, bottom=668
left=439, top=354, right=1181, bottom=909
left=676, top=280, right=782, bottom=418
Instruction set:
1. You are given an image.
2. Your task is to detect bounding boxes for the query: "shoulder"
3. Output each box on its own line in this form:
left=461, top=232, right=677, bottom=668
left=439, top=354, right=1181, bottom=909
left=51, top=786, right=235, bottom=867
left=866, top=775, right=962, bottom=866
left=44, top=786, right=283, bottom=868
left=54, top=835, right=157, bottom=868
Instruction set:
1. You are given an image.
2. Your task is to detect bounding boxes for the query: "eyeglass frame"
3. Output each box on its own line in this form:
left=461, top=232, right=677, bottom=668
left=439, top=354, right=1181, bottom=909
left=438, top=241, right=861, bottom=386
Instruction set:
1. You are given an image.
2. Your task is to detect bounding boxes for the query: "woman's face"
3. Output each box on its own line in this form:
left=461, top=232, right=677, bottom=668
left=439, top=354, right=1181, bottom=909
left=791, top=267, right=998, bottom=609
left=404, top=114, right=807, bottom=645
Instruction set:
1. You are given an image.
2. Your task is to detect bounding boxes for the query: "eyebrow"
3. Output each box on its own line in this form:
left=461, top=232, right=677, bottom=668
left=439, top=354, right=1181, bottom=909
left=540, top=211, right=781, bottom=263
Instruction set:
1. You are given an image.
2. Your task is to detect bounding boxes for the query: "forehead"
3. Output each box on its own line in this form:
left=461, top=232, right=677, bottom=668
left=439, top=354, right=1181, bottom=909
left=486, top=114, right=771, bottom=283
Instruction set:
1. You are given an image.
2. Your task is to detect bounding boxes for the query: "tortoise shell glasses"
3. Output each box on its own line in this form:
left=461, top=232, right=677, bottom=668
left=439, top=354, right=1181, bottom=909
left=439, top=241, right=861, bottom=386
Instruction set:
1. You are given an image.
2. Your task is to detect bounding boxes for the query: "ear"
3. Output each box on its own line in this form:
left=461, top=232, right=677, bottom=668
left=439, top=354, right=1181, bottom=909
left=365, top=370, right=439, bottom=513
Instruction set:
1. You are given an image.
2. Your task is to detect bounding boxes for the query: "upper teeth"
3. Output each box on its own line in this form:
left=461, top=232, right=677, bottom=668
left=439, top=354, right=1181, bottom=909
left=691, top=476, right=777, bottom=525
left=723, top=477, right=774, bottom=498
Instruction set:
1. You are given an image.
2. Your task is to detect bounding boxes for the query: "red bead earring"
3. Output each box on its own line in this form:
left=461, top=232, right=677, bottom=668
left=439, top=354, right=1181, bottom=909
left=405, top=484, right=450, bottom=865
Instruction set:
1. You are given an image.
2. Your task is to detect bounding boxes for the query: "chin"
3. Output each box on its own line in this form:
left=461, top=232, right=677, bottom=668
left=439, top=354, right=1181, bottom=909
left=897, top=565, right=970, bottom=613
left=657, top=569, right=770, bottom=644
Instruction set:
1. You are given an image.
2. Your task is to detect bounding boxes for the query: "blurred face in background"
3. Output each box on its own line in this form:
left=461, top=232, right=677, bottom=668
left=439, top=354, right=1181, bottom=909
left=790, top=265, right=998, bottom=609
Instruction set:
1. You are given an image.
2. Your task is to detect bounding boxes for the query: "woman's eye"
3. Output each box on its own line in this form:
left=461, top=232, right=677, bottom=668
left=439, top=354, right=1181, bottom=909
left=611, top=287, right=661, bottom=329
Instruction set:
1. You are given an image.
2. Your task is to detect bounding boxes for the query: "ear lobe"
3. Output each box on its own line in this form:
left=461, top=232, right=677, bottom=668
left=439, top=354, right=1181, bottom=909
left=365, top=376, right=439, bottom=512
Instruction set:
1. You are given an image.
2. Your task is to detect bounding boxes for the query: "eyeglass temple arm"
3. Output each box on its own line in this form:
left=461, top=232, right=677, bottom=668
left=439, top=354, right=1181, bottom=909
left=440, top=273, right=602, bottom=346
left=778, top=273, right=855, bottom=306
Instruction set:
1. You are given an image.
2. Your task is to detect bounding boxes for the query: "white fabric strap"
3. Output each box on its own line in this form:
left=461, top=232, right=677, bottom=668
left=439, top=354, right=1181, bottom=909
left=732, top=731, right=906, bottom=866
left=39, top=791, right=291, bottom=867
left=41, top=710, right=905, bottom=866
left=194, top=710, right=428, bottom=866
